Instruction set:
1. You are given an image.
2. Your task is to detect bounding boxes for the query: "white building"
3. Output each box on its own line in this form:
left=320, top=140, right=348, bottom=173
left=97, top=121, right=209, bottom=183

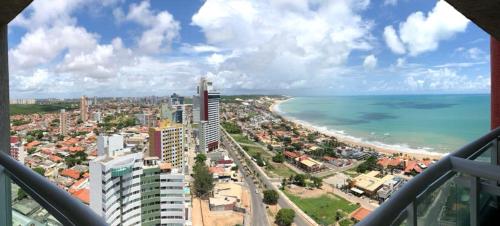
left=90, top=135, right=190, bottom=226
left=197, top=78, right=220, bottom=152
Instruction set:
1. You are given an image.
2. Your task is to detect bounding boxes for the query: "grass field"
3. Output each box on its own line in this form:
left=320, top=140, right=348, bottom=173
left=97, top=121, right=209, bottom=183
left=230, top=133, right=255, bottom=144
left=266, top=163, right=295, bottom=178
left=285, top=191, right=359, bottom=225
left=10, top=103, right=77, bottom=115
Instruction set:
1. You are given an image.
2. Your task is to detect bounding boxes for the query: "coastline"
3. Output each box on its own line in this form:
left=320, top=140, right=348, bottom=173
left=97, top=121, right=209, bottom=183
left=270, top=98, right=445, bottom=160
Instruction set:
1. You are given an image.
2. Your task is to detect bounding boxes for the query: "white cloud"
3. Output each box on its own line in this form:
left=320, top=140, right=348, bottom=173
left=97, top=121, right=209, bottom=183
left=405, top=68, right=489, bottom=91
left=384, top=0, right=398, bottom=6
left=192, top=0, right=375, bottom=90
left=396, top=58, right=406, bottom=67
left=125, top=1, right=180, bottom=53
left=398, top=0, right=469, bottom=56
left=383, top=26, right=406, bottom=54
left=363, top=54, right=377, bottom=69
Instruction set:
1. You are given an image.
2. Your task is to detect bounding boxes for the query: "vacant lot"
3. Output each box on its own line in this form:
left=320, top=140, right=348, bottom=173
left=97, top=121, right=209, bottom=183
left=285, top=191, right=359, bottom=225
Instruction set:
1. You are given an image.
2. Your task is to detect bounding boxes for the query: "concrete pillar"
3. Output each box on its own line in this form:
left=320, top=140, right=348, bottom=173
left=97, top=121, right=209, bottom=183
left=492, top=36, right=500, bottom=129
left=0, top=23, right=12, bottom=226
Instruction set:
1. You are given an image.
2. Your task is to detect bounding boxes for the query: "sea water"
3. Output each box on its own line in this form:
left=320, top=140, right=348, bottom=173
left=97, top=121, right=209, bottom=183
left=275, top=95, right=490, bottom=154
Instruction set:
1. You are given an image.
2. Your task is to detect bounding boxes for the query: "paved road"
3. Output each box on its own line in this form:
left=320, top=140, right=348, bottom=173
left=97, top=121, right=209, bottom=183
left=225, top=141, right=270, bottom=226
left=222, top=131, right=314, bottom=226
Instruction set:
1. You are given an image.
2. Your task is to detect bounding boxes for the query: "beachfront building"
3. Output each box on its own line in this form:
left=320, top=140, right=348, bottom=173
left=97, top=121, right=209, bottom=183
left=148, top=120, right=184, bottom=170
left=349, top=171, right=395, bottom=197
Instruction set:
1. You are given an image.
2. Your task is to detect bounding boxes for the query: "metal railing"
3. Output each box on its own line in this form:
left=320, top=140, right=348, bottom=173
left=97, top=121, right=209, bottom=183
left=357, top=127, right=500, bottom=226
left=0, top=151, right=107, bottom=226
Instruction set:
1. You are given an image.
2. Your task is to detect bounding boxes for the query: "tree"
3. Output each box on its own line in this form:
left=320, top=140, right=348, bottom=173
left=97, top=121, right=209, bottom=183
left=272, top=152, right=284, bottom=163
left=356, top=156, right=379, bottom=173
left=231, top=165, right=239, bottom=171
left=283, top=137, right=292, bottom=145
left=193, top=162, right=214, bottom=199
left=195, top=153, right=207, bottom=164
left=281, top=178, right=287, bottom=190
left=293, top=174, right=306, bottom=187
left=275, top=208, right=295, bottom=226
left=33, top=167, right=45, bottom=176
left=267, top=144, right=273, bottom=152
left=311, top=176, right=323, bottom=189
left=17, top=188, right=27, bottom=200
left=263, top=189, right=279, bottom=205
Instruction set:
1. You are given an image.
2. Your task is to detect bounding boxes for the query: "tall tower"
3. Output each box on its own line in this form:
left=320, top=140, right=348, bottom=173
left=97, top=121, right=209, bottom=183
left=59, top=109, right=68, bottom=136
left=198, top=77, right=220, bottom=152
left=80, top=96, right=88, bottom=122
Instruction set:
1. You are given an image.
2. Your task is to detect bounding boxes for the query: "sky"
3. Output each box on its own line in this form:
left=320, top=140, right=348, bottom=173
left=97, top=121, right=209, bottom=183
left=7, top=0, right=491, bottom=98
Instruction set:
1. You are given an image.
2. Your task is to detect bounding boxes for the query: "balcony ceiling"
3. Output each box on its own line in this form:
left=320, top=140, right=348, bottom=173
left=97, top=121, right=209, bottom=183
left=0, top=0, right=32, bottom=25
left=445, top=0, right=500, bottom=40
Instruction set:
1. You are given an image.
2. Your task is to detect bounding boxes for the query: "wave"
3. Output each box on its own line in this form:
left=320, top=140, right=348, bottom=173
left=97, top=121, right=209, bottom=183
left=273, top=99, right=445, bottom=158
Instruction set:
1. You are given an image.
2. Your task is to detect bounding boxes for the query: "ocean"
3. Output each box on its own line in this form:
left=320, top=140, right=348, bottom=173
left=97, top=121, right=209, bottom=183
left=275, top=95, right=490, bottom=155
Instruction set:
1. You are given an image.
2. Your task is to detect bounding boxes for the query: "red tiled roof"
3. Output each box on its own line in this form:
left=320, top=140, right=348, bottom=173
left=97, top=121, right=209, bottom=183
left=284, top=151, right=300, bottom=158
left=217, top=159, right=233, bottom=165
left=351, top=207, right=372, bottom=221
left=61, top=169, right=81, bottom=180
left=69, top=146, right=84, bottom=153
left=404, top=161, right=423, bottom=173
left=49, top=155, right=63, bottom=163
left=208, top=167, right=224, bottom=174
left=378, top=158, right=402, bottom=168
left=10, top=136, right=20, bottom=144
left=323, top=156, right=335, bottom=161
left=71, top=189, right=89, bottom=204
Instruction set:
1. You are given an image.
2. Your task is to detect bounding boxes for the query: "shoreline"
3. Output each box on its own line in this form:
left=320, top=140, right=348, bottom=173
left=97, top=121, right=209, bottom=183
left=270, top=98, right=445, bottom=161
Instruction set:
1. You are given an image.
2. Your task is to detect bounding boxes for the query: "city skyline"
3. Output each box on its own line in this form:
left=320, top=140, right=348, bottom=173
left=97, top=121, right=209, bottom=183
left=7, top=0, right=491, bottom=99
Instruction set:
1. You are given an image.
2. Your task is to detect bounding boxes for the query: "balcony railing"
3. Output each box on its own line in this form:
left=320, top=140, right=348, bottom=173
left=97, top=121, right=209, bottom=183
left=0, top=151, right=107, bottom=226
left=357, top=127, right=500, bottom=226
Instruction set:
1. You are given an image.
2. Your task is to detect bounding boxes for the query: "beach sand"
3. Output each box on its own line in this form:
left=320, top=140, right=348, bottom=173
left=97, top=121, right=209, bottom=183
left=269, top=98, right=444, bottom=161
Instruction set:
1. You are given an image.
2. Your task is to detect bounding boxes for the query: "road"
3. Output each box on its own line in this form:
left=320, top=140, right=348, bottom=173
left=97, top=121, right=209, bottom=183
left=225, top=141, right=270, bottom=226
left=222, top=130, right=315, bottom=226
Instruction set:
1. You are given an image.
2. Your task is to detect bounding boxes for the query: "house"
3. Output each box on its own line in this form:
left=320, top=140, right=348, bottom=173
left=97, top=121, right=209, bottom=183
left=351, top=207, right=372, bottom=222
left=296, top=156, right=323, bottom=172
left=350, top=171, right=395, bottom=197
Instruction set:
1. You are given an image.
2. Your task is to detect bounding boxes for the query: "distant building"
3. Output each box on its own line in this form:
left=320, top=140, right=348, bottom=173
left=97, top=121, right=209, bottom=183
left=148, top=120, right=184, bottom=170
left=92, top=111, right=101, bottom=123
left=171, top=93, right=184, bottom=105
left=59, top=109, right=69, bottom=136
left=10, top=136, right=26, bottom=163
left=80, top=96, right=88, bottom=122
left=197, top=77, right=220, bottom=152
left=192, top=96, right=200, bottom=123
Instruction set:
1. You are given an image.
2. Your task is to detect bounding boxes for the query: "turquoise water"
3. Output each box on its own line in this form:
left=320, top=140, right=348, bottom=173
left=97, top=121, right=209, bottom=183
left=276, top=95, right=490, bottom=154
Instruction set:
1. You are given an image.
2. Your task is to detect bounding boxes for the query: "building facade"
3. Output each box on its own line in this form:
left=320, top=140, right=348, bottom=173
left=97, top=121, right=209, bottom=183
left=197, top=78, right=220, bottom=152
left=59, top=109, right=68, bottom=136
left=80, top=96, right=88, bottom=122
left=148, top=120, right=184, bottom=170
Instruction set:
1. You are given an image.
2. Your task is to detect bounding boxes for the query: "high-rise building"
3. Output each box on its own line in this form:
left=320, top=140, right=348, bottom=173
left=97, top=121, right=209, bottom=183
left=10, top=136, right=26, bottom=163
left=170, top=93, right=184, bottom=105
left=90, top=135, right=190, bottom=226
left=197, top=77, right=220, bottom=152
left=59, top=109, right=68, bottom=136
left=80, top=96, right=88, bottom=122
left=192, top=96, right=200, bottom=123
left=148, top=120, right=184, bottom=170
left=90, top=135, right=143, bottom=226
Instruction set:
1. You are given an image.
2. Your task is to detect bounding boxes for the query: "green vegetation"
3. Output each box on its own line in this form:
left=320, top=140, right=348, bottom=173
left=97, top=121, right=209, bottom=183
left=267, top=163, right=295, bottom=178
left=290, top=174, right=307, bottom=187
left=311, top=176, right=323, bottom=189
left=65, top=151, right=88, bottom=167
left=356, top=156, right=379, bottom=173
left=17, top=188, right=27, bottom=200
left=275, top=208, right=295, bottom=226
left=33, top=167, right=46, bottom=176
left=222, top=121, right=242, bottom=134
left=10, top=103, right=76, bottom=115
left=285, top=192, right=359, bottom=225
left=263, top=189, right=279, bottom=205
left=230, top=133, right=255, bottom=145
left=99, top=114, right=136, bottom=130
left=26, top=130, right=46, bottom=140
left=339, top=219, right=354, bottom=226
left=193, top=159, right=214, bottom=199
left=195, top=153, right=207, bottom=164
left=272, top=151, right=285, bottom=163
left=12, top=118, right=31, bottom=126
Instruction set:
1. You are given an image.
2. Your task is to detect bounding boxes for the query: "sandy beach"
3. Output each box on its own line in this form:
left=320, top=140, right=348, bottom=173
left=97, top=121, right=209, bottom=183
left=269, top=98, right=444, bottom=161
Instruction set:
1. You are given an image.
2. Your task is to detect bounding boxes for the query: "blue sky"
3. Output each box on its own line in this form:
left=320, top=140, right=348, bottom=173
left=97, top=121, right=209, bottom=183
left=7, top=0, right=491, bottom=98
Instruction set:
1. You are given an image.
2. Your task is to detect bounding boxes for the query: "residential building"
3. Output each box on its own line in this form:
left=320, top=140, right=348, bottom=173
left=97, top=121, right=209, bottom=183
left=197, top=77, right=220, bottom=152
left=80, top=96, right=88, bottom=122
left=89, top=135, right=143, bottom=226
left=60, top=109, right=68, bottom=135
left=10, top=136, right=25, bottom=163
left=148, top=120, right=184, bottom=170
